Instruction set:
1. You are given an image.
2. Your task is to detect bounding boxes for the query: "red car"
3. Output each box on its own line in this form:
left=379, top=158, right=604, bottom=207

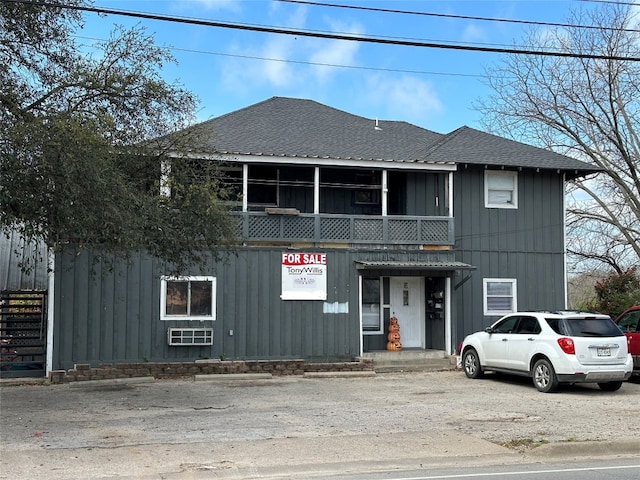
left=615, top=306, right=640, bottom=375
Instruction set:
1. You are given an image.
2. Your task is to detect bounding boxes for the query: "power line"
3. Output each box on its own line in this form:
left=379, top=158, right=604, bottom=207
left=4, top=0, right=640, bottom=62
left=579, top=0, right=640, bottom=5
left=279, top=0, right=640, bottom=34
left=167, top=48, right=487, bottom=79
left=74, top=34, right=486, bottom=79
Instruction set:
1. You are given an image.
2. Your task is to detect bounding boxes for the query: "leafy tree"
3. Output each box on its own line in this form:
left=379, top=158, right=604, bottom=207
left=1, top=1, right=238, bottom=274
left=478, top=3, right=640, bottom=274
left=582, top=267, right=640, bottom=318
left=567, top=270, right=604, bottom=309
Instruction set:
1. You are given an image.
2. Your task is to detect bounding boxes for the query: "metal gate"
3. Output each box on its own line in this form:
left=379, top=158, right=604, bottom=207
left=0, top=290, right=47, bottom=378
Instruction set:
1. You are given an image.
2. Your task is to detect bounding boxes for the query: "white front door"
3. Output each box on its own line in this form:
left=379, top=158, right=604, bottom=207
left=390, top=277, right=425, bottom=348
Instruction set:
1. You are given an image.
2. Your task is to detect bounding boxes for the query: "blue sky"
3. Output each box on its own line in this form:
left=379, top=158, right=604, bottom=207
left=82, top=1, right=590, bottom=134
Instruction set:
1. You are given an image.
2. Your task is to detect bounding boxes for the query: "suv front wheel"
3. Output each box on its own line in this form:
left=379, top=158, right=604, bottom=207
left=532, top=358, right=559, bottom=393
left=462, top=348, right=483, bottom=379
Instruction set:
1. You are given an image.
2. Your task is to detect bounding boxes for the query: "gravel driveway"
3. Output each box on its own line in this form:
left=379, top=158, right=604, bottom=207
left=2, top=370, right=639, bottom=449
left=1, top=370, right=639, bottom=478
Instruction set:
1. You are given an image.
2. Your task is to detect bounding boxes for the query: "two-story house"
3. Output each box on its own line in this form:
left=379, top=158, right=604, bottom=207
left=4, top=96, right=599, bottom=375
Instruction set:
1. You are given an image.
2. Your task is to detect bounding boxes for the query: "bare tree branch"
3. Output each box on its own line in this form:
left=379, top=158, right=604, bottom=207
left=478, top=2, right=640, bottom=274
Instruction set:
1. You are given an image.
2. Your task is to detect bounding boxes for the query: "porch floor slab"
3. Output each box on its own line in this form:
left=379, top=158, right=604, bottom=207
left=363, top=349, right=458, bottom=373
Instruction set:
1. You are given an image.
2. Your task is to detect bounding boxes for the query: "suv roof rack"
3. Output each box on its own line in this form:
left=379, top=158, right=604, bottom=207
left=530, top=309, right=607, bottom=317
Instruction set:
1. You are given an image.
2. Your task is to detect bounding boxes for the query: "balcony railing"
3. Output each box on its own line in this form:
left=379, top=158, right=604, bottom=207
left=234, top=212, right=454, bottom=246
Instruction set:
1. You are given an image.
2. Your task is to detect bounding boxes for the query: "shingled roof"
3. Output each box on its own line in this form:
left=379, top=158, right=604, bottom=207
left=192, top=96, right=443, bottom=163
left=421, top=126, right=597, bottom=173
left=189, top=96, right=598, bottom=176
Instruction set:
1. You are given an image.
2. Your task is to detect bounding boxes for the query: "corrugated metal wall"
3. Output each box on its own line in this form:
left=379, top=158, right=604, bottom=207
left=0, top=230, right=48, bottom=291
left=453, top=167, right=566, bottom=340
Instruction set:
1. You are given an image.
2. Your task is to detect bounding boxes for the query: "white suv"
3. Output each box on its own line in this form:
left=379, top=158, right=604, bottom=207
left=460, top=311, right=633, bottom=393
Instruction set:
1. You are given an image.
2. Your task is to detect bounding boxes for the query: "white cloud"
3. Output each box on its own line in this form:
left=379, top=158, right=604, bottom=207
left=461, top=23, right=488, bottom=44
left=308, top=38, right=359, bottom=83
left=175, top=0, right=241, bottom=12
left=364, top=75, right=443, bottom=122
left=261, top=37, right=299, bottom=87
left=219, top=42, right=295, bottom=93
left=308, top=20, right=362, bottom=83
left=219, top=6, right=308, bottom=91
left=220, top=7, right=364, bottom=91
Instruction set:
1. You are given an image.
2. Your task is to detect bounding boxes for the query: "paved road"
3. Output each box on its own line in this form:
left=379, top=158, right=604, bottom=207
left=306, top=459, right=640, bottom=480
left=1, top=371, right=639, bottom=479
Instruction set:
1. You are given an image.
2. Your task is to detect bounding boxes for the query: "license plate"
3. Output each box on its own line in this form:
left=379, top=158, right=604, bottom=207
left=597, top=347, right=611, bottom=357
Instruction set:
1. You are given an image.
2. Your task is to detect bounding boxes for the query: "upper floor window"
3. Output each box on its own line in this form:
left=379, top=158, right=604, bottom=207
left=485, top=170, right=518, bottom=209
left=483, top=278, right=517, bottom=315
left=161, top=276, right=216, bottom=321
left=353, top=173, right=381, bottom=205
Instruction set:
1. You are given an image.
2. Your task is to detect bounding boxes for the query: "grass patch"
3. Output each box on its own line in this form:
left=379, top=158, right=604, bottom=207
left=500, top=438, right=550, bottom=450
left=561, top=437, right=599, bottom=443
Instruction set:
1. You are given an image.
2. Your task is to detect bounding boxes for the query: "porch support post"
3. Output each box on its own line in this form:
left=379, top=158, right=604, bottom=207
left=381, top=169, right=388, bottom=216
left=448, top=171, right=454, bottom=217
left=314, top=166, right=320, bottom=214
left=159, top=160, right=171, bottom=197
left=358, top=275, right=364, bottom=356
left=242, top=164, right=248, bottom=212
left=445, top=276, right=452, bottom=355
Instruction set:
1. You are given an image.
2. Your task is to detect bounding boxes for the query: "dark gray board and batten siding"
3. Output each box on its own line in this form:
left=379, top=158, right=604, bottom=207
left=53, top=246, right=461, bottom=370
left=452, top=166, right=567, bottom=338
left=53, top=248, right=361, bottom=370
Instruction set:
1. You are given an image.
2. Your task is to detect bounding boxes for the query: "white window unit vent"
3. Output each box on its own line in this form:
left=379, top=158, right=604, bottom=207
left=168, top=328, right=213, bottom=346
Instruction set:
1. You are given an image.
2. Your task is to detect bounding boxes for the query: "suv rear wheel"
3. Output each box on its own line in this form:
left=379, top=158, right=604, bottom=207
left=532, top=358, right=559, bottom=393
left=598, top=381, right=623, bottom=392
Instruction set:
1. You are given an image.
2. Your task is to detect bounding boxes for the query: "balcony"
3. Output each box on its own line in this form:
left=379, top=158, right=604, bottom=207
left=234, top=212, right=454, bottom=246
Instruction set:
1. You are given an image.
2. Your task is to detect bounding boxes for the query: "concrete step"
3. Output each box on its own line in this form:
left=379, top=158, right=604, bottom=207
left=363, top=350, right=458, bottom=373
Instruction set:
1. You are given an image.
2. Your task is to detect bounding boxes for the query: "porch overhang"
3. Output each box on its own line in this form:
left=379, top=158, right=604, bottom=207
left=355, top=260, right=476, bottom=272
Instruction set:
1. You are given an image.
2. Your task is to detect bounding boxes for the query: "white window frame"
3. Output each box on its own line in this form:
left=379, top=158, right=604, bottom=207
left=160, top=276, right=216, bottom=321
left=483, top=278, right=517, bottom=315
left=485, top=170, right=518, bottom=209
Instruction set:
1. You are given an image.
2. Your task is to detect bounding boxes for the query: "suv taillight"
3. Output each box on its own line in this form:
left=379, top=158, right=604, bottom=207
left=557, top=337, right=575, bottom=354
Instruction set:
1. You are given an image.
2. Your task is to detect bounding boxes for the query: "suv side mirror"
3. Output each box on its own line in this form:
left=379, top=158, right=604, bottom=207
left=484, top=326, right=494, bottom=334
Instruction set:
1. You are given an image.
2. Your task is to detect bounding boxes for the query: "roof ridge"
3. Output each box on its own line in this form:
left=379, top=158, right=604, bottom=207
left=196, top=96, right=281, bottom=127
left=201, top=96, right=440, bottom=133
left=420, top=125, right=469, bottom=157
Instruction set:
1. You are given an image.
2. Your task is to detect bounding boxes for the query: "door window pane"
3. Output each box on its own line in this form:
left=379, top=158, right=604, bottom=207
left=362, top=277, right=381, bottom=332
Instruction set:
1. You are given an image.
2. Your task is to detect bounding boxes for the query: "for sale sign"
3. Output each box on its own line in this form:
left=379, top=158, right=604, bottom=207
left=281, top=253, right=327, bottom=300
